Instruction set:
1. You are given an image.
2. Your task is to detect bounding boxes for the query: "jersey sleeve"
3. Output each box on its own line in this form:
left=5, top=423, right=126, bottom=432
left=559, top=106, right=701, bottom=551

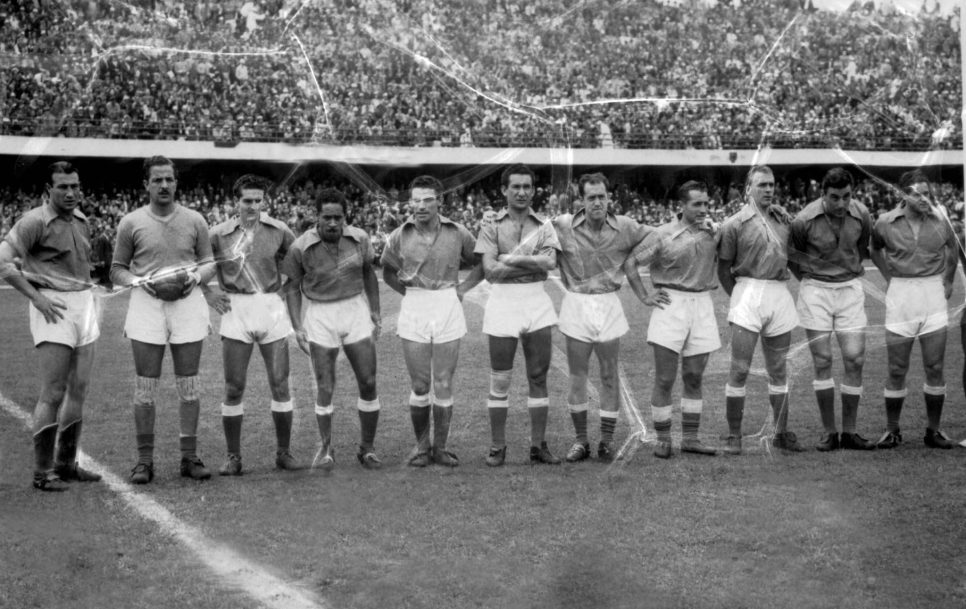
left=631, top=229, right=663, bottom=266
left=458, top=224, right=478, bottom=267
left=717, top=218, right=738, bottom=262
left=194, top=215, right=214, bottom=265
left=3, top=214, right=42, bottom=259
left=474, top=221, right=498, bottom=256
left=280, top=241, right=305, bottom=284
left=379, top=227, right=403, bottom=270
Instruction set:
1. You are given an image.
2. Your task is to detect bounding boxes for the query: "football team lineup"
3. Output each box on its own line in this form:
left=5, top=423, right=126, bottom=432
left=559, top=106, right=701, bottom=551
left=4, top=158, right=966, bottom=493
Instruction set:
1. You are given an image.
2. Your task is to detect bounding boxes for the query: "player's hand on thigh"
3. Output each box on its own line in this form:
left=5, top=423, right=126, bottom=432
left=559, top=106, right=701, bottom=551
left=204, top=289, right=231, bottom=314
left=294, top=329, right=311, bottom=355
left=31, top=293, right=67, bottom=323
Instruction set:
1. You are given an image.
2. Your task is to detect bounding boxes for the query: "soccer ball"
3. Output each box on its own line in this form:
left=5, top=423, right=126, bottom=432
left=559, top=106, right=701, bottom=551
left=148, top=268, right=189, bottom=301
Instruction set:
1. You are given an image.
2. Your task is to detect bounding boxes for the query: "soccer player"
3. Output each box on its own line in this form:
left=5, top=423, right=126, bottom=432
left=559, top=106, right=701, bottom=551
left=281, top=187, right=383, bottom=470
left=0, top=162, right=102, bottom=490
left=624, top=180, right=720, bottom=459
left=380, top=175, right=483, bottom=467
left=870, top=170, right=959, bottom=449
left=475, top=164, right=561, bottom=466
left=205, top=175, right=300, bottom=475
left=553, top=172, right=648, bottom=462
left=111, top=155, right=216, bottom=484
left=717, top=165, right=804, bottom=455
left=789, top=167, right=875, bottom=451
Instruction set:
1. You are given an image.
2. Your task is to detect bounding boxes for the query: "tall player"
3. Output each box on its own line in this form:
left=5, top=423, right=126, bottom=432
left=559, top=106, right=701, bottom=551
left=111, top=155, right=216, bottom=484
left=475, top=164, right=561, bottom=466
left=789, top=168, right=875, bottom=451
left=553, top=173, right=648, bottom=462
left=282, top=188, right=383, bottom=470
left=717, top=165, right=804, bottom=455
left=624, top=180, right=720, bottom=459
left=0, top=162, right=102, bottom=490
left=381, top=175, right=483, bottom=467
left=206, top=175, right=300, bottom=475
left=870, top=170, right=959, bottom=449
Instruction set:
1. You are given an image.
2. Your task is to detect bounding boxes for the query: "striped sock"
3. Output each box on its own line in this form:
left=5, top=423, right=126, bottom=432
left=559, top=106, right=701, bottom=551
left=569, top=402, right=589, bottom=443
left=652, top=405, right=672, bottom=443
left=681, top=398, right=702, bottom=441
left=599, top=410, right=618, bottom=442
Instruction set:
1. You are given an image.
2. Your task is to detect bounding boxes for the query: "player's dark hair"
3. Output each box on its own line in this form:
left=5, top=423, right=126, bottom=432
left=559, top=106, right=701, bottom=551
left=143, top=155, right=177, bottom=181
left=409, top=175, right=444, bottom=198
left=744, top=165, right=773, bottom=191
left=898, top=170, right=929, bottom=192
left=677, top=180, right=708, bottom=203
left=578, top=172, right=609, bottom=197
left=47, top=161, right=77, bottom=184
left=233, top=174, right=273, bottom=198
left=316, top=187, right=348, bottom=214
left=500, top=164, right=536, bottom=187
left=821, top=167, right=853, bottom=193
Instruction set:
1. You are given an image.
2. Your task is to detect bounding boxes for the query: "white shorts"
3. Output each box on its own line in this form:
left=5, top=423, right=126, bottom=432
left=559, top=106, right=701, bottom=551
left=647, top=289, right=721, bottom=357
left=727, top=278, right=798, bottom=337
left=482, top=282, right=557, bottom=338
left=885, top=275, right=947, bottom=338
left=29, top=289, right=100, bottom=348
left=219, top=292, right=292, bottom=345
left=397, top=287, right=466, bottom=343
left=796, top=277, right=867, bottom=332
left=303, top=293, right=373, bottom=349
left=125, top=287, right=210, bottom=345
left=558, top=291, right=628, bottom=343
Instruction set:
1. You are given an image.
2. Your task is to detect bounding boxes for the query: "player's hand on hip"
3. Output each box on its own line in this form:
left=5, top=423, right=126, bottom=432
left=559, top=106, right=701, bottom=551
left=643, top=289, right=670, bottom=309
left=294, top=329, right=310, bottom=355
left=31, top=293, right=67, bottom=323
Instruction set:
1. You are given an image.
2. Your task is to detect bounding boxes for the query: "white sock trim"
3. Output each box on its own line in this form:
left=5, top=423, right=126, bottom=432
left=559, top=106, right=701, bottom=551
left=357, top=397, right=381, bottom=412
left=221, top=403, right=244, bottom=417
left=651, top=405, right=673, bottom=422
left=270, top=400, right=293, bottom=413
left=487, top=399, right=509, bottom=409
left=680, top=398, right=703, bottom=414
left=599, top=409, right=619, bottom=420
left=725, top=384, right=746, bottom=397
left=315, top=404, right=334, bottom=416
left=527, top=396, right=549, bottom=409
left=434, top=397, right=454, bottom=408
left=568, top=402, right=589, bottom=413
left=840, top=384, right=863, bottom=396
left=813, top=378, right=835, bottom=391
left=883, top=387, right=907, bottom=399
left=409, top=392, right=431, bottom=407
left=768, top=384, right=789, bottom=395
left=923, top=384, right=947, bottom=396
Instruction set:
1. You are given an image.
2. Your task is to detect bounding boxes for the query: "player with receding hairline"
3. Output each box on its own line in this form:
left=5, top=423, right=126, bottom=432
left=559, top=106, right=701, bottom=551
left=381, top=175, right=483, bottom=467
left=0, top=161, right=102, bottom=490
left=554, top=172, right=649, bottom=462
left=624, top=180, right=720, bottom=459
left=205, top=174, right=301, bottom=475
left=282, top=187, right=383, bottom=470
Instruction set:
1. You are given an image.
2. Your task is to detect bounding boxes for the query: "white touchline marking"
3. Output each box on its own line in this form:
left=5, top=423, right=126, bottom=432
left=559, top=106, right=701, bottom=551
left=0, top=392, right=328, bottom=609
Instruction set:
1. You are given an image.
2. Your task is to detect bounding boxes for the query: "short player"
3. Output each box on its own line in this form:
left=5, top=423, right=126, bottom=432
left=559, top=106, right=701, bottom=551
left=0, top=162, right=102, bottom=490
left=381, top=175, right=483, bottom=467
left=476, top=164, right=561, bottom=466
left=624, top=180, right=720, bottom=459
left=717, top=165, right=804, bottom=455
left=111, top=155, right=216, bottom=483
left=789, top=167, right=875, bottom=451
left=282, top=187, right=383, bottom=470
left=870, top=170, right=959, bottom=449
left=553, top=172, right=648, bottom=462
left=206, top=175, right=300, bottom=475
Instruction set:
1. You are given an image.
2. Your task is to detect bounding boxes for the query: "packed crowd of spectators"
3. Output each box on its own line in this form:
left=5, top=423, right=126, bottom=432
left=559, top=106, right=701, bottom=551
left=2, top=173, right=962, bottom=279
left=0, top=0, right=960, bottom=150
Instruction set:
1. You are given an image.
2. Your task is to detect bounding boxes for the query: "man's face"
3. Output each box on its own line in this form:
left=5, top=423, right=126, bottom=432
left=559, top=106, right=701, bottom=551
left=680, top=189, right=710, bottom=225
left=822, top=185, right=852, bottom=218
left=903, top=181, right=934, bottom=216
left=746, top=170, right=775, bottom=209
left=145, top=164, right=177, bottom=206
left=48, top=172, right=81, bottom=216
left=581, top=182, right=609, bottom=222
left=410, top=187, right=439, bottom=224
left=318, top=202, right=345, bottom=242
left=502, top=173, right=534, bottom=212
left=236, top=188, right=265, bottom=223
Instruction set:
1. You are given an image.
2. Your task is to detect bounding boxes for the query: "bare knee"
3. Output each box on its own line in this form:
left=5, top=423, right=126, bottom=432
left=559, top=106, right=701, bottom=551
left=225, top=380, right=246, bottom=403
left=681, top=370, right=703, bottom=394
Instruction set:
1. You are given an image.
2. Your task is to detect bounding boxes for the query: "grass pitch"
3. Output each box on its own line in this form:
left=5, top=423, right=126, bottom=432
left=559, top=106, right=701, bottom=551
left=2, top=272, right=966, bottom=609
